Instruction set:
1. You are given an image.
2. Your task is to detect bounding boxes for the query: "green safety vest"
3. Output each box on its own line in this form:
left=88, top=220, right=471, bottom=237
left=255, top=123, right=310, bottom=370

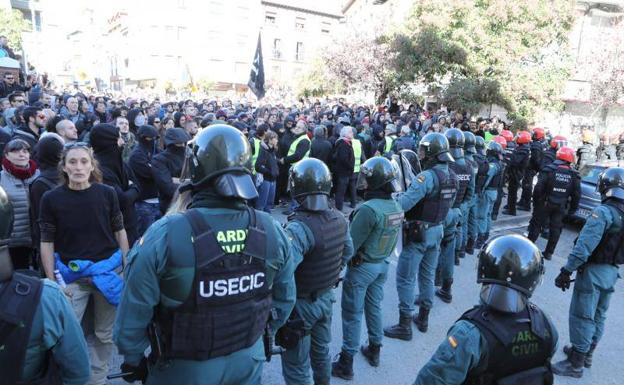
left=353, top=139, right=362, bottom=173
left=384, top=136, right=394, bottom=153
left=287, top=134, right=310, bottom=166
left=484, top=131, right=494, bottom=143
left=250, top=138, right=261, bottom=174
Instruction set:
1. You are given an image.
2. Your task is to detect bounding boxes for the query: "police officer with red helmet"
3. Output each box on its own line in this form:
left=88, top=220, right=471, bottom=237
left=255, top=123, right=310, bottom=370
left=542, top=135, right=568, bottom=170
left=527, top=146, right=580, bottom=260
left=503, top=131, right=531, bottom=216
left=518, top=128, right=547, bottom=211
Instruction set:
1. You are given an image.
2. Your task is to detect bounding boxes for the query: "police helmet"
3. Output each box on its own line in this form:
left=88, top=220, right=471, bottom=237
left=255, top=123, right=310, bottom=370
left=477, top=234, right=544, bottom=313
left=486, top=141, right=503, bottom=159
left=445, top=128, right=465, bottom=159
left=358, top=156, right=401, bottom=192
left=598, top=167, right=624, bottom=201
left=418, top=132, right=454, bottom=168
left=189, top=124, right=258, bottom=199
left=288, top=158, right=332, bottom=211
left=0, top=186, right=14, bottom=281
left=475, top=135, right=486, bottom=155
left=463, top=131, right=477, bottom=154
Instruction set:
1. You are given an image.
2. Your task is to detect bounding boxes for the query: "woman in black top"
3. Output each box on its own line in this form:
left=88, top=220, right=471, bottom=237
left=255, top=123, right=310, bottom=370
left=39, top=143, right=129, bottom=385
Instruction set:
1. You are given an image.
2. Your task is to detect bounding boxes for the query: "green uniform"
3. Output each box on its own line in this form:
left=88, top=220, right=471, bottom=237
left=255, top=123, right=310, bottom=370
left=10, top=279, right=91, bottom=385
left=281, top=220, right=354, bottom=385
left=341, top=197, right=404, bottom=355
left=113, top=196, right=296, bottom=385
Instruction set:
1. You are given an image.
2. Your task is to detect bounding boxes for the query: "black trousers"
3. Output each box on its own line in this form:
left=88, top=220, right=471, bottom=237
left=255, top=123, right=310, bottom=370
left=506, top=178, right=520, bottom=213
left=519, top=169, right=536, bottom=207
left=334, top=174, right=356, bottom=210
left=527, top=202, right=564, bottom=254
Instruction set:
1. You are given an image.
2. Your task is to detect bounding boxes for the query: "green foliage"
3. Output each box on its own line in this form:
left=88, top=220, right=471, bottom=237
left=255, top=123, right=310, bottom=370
left=442, top=77, right=510, bottom=114
left=0, top=8, right=27, bottom=52
left=510, top=117, right=529, bottom=132
left=294, top=57, right=337, bottom=98
left=402, top=0, right=575, bottom=121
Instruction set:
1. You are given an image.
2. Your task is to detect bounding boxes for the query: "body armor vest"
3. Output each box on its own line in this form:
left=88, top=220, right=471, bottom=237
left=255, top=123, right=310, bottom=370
left=291, top=208, right=348, bottom=296
left=474, top=154, right=489, bottom=194
left=449, top=159, right=472, bottom=208
left=487, top=158, right=503, bottom=190
left=0, top=272, right=51, bottom=385
left=541, top=149, right=556, bottom=170
left=357, top=198, right=404, bottom=261
left=155, top=208, right=272, bottom=360
left=530, top=141, right=544, bottom=171
left=460, top=304, right=553, bottom=385
left=545, top=162, right=576, bottom=206
left=503, top=142, right=516, bottom=165
left=588, top=201, right=624, bottom=266
left=406, top=167, right=457, bottom=224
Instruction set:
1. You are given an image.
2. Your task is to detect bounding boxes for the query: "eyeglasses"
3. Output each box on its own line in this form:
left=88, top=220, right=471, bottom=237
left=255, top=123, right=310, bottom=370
left=64, top=141, right=90, bottom=150
left=5, top=77, right=14, bottom=80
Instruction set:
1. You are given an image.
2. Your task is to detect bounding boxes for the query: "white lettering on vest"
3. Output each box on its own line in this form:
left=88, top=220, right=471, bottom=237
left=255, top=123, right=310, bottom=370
left=199, top=272, right=266, bottom=298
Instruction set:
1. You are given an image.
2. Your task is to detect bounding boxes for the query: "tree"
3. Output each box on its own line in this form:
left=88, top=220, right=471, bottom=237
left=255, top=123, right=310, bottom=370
left=0, top=8, right=27, bottom=52
left=442, top=77, right=511, bottom=114
left=401, top=0, right=575, bottom=121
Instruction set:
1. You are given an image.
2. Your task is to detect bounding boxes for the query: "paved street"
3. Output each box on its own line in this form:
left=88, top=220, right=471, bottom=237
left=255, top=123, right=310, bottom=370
left=109, top=210, right=623, bottom=385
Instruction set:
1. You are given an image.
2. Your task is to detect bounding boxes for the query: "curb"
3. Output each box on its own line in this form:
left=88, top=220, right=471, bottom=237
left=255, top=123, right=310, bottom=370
left=492, top=212, right=532, bottom=230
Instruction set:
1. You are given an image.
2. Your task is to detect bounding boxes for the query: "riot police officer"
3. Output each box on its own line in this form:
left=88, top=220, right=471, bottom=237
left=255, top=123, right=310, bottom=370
left=0, top=186, right=90, bottom=385
left=384, top=133, right=457, bottom=339
left=475, top=141, right=504, bottom=249
left=332, top=157, right=404, bottom=380
left=596, top=134, right=617, bottom=162
left=113, top=124, right=296, bottom=385
left=467, top=135, right=489, bottom=254
left=518, top=127, right=546, bottom=211
left=576, top=130, right=596, bottom=170
left=414, top=234, right=558, bottom=385
left=492, top=130, right=514, bottom=220
left=527, top=147, right=580, bottom=260
left=434, top=129, right=471, bottom=303
left=503, top=131, right=531, bottom=216
left=460, top=131, right=478, bottom=258
left=280, top=158, right=353, bottom=385
left=542, top=135, right=567, bottom=170
left=552, top=167, right=624, bottom=378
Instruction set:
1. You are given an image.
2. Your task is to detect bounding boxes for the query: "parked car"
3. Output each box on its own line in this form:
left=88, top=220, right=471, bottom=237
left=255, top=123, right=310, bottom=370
left=567, top=161, right=620, bottom=222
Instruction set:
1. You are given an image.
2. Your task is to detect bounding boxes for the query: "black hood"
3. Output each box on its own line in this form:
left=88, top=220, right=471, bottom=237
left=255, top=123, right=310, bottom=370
left=91, top=123, right=126, bottom=187
left=137, top=125, right=159, bottom=148
left=126, top=108, right=143, bottom=133
left=36, top=136, right=64, bottom=171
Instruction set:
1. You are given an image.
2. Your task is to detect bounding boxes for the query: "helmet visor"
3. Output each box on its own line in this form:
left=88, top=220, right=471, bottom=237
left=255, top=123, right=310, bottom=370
left=479, top=284, right=527, bottom=314
left=214, top=173, right=259, bottom=200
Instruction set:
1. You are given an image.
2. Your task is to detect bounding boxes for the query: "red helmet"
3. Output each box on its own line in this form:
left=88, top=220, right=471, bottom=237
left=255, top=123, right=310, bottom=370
left=550, top=135, right=568, bottom=149
left=492, top=135, right=507, bottom=150
left=556, top=146, right=575, bottom=163
left=516, top=131, right=531, bottom=145
left=532, top=127, right=545, bottom=140
left=501, top=129, right=513, bottom=143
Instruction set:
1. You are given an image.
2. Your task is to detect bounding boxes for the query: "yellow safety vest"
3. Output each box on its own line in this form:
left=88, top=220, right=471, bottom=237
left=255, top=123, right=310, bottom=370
left=353, top=139, right=362, bottom=173
left=385, top=136, right=393, bottom=153
left=287, top=134, right=310, bottom=167
left=250, top=138, right=261, bottom=174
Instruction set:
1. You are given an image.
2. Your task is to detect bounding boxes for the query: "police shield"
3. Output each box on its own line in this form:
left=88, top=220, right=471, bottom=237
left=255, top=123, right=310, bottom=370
left=392, top=150, right=421, bottom=191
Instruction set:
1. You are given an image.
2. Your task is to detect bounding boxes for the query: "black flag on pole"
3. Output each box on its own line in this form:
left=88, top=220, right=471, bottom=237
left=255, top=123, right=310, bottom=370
left=248, top=33, right=265, bottom=99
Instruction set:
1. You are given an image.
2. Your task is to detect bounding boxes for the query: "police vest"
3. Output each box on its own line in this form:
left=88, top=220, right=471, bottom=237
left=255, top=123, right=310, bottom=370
left=529, top=141, right=544, bottom=171
left=474, top=154, right=489, bottom=194
left=291, top=208, right=348, bottom=297
left=155, top=208, right=272, bottom=360
left=449, top=160, right=472, bottom=208
left=487, top=158, right=503, bottom=190
left=541, top=149, right=556, bottom=170
left=0, top=272, right=44, bottom=385
left=460, top=304, right=553, bottom=385
left=357, top=198, right=404, bottom=261
left=405, top=168, right=457, bottom=224
left=545, top=163, right=577, bottom=206
left=353, top=139, right=362, bottom=173
left=287, top=134, right=311, bottom=166
left=250, top=137, right=261, bottom=175
left=503, top=142, right=516, bottom=164
left=588, top=201, right=624, bottom=266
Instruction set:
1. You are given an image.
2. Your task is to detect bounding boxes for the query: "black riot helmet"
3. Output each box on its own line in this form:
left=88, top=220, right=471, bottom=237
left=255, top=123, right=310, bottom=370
left=475, top=135, right=486, bottom=156
left=445, top=128, right=465, bottom=159
left=486, top=141, right=503, bottom=160
left=418, top=132, right=454, bottom=170
left=0, top=186, right=14, bottom=281
left=477, top=234, right=544, bottom=313
left=598, top=167, right=624, bottom=201
left=463, top=131, right=477, bottom=154
left=288, top=158, right=332, bottom=211
left=358, top=156, right=401, bottom=192
left=189, top=124, right=258, bottom=200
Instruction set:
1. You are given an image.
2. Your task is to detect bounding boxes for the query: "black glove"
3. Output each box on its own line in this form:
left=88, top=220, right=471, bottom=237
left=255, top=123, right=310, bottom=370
left=554, top=268, right=573, bottom=291
left=120, top=356, right=148, bottom=383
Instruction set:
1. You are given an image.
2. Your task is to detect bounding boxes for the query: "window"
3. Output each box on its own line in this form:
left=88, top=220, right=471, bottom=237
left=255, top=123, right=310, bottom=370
left=295, top=17, right=305, bottom=29
left=321, top=21, right=331, bottom=34
left=273, top=38, right=282, bottom=59
left=265, top=11, right=276, bottom=24
left=295, top=41, right=304, bottom=61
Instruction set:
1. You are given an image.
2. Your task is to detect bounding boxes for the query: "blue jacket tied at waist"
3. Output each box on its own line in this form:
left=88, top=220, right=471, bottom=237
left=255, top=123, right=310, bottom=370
left=55, top=250, right=124, bottom=306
